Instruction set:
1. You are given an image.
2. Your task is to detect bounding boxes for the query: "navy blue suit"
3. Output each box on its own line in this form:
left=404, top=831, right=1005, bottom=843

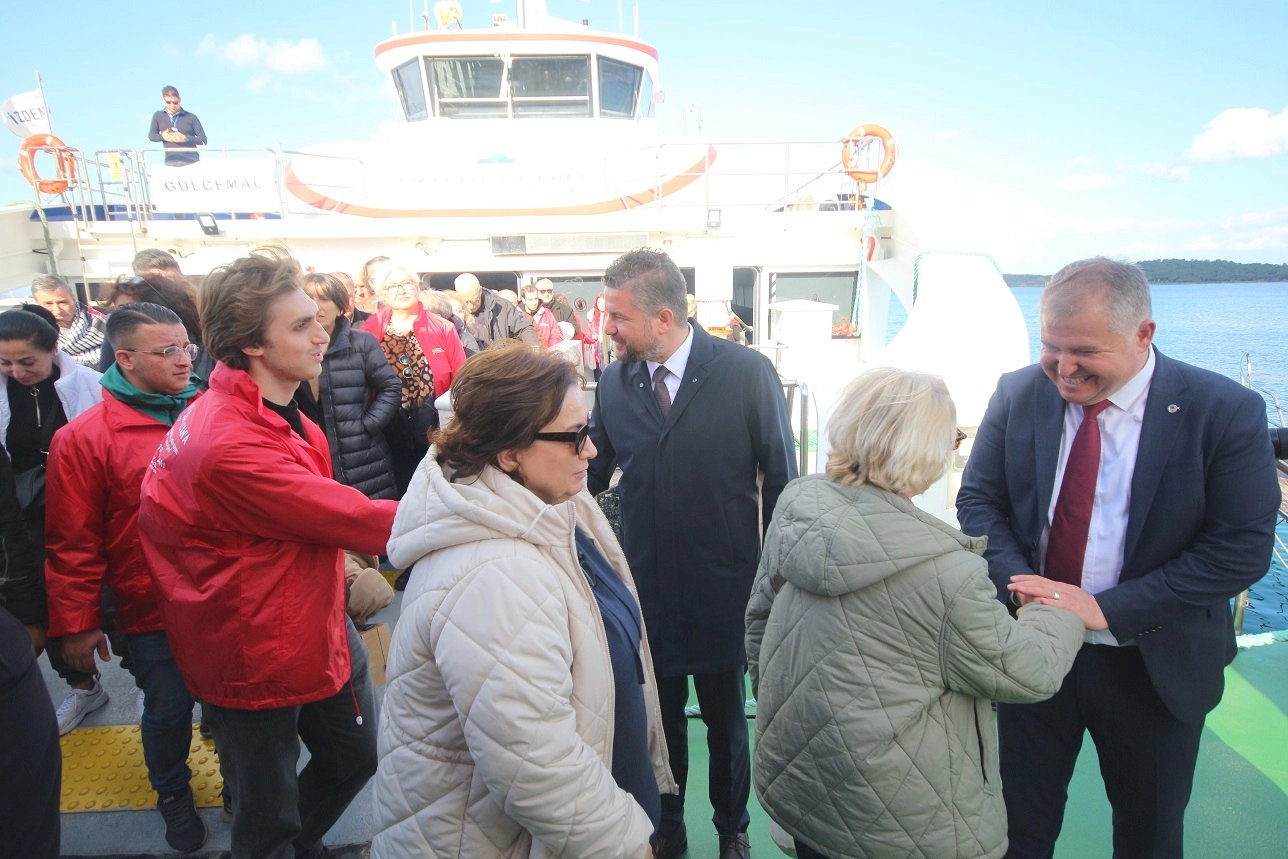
left=588, top=321, right=796, bottom=838
left=957, top=348, right=1279, bottom=857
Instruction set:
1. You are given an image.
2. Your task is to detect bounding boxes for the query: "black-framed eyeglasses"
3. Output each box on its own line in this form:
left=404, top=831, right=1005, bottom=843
left=124, top=344, right=199, bottom=361
left=954, top=428, right=967, bottom=451
left=533, top=424, right=591, bottom=455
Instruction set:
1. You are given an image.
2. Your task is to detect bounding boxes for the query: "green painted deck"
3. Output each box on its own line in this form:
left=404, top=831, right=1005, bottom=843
left=678, top=636, right=1288, bottom=859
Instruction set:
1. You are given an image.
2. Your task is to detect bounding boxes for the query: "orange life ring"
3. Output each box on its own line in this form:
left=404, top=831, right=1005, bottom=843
left=865, top=234, right=877, bottom=261
left=841, top=125, right=896, bottom=185
left=18, top=134, right=76, bottom=195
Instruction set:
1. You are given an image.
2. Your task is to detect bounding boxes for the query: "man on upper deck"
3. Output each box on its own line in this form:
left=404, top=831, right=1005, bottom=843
left=148, top=86, right=206, bottom=166
left=956, top=256, right=1280, bottom=858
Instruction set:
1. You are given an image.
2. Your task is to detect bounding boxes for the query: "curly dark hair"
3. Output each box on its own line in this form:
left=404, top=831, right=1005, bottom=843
left=433, top=343, right=582, bottom=480
left=102, top=273, right=202, bottom=345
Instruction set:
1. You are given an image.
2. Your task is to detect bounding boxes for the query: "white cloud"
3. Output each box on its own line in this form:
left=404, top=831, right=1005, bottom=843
left=1188, top=106, right=1288, bottom=161
left=1058, top=173, right=1123, bottom=192
left=1135, top=162, right=1190, bottom=181
left=1185, top=235, right=1219, bottom=251
left=1065, top=154, right=1093, bottom=167
left=199, top=34, right=327, bottom=75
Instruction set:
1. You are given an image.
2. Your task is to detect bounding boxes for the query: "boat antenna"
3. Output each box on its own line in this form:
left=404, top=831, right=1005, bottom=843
left=618, top=0, right=623, bottom=32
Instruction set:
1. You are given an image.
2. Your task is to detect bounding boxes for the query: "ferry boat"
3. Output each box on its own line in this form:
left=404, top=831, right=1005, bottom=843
left=0, top=0, right=1029, bottom=523
left=8, top=3, right=1287, bottom=856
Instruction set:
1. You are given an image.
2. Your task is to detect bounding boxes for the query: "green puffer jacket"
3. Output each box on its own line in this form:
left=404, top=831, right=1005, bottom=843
left=746, top=475, right=1084, bottom=859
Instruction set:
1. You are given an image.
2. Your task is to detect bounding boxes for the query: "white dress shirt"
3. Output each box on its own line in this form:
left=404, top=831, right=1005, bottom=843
left=646, top=322, right=694, bottom=404
left=1041, top=348, right=1156, bottom=645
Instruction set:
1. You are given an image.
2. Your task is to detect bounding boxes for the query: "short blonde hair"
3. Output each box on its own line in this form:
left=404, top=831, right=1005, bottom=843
left=825, top=366, right=956, bottom=496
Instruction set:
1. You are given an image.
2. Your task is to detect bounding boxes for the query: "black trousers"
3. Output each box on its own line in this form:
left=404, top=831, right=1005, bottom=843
left=656, top=667, right=751, bottom=837
left=204, top=618, right=378, bottom=859
left=0, top=607, right=61, bottom=859
left=998, top=644, right=1204, bottom=859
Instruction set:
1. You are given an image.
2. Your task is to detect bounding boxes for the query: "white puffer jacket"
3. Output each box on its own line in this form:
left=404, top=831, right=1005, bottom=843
left=372, top=451, right=674, bottom=859
left=0, top=350, right=102, bottom=440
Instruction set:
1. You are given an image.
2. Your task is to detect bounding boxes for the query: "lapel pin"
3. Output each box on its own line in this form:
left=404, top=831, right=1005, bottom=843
left=1167, top=404, right=1180, bottom=413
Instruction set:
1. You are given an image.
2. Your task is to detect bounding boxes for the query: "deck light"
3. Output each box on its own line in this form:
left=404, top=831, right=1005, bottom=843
left=197, top=214, right=219, bottom=236
left=706, top=209, right=722, bottom=230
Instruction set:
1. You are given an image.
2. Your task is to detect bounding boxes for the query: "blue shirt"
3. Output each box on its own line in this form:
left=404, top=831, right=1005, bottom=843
left=575, top=528, right=660, bottom=829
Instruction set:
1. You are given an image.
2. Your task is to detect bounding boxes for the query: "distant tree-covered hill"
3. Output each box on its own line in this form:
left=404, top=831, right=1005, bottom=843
left=1005, top=259, right=1288, bottom=287
left=1135, top=259, right=1288, bottom=283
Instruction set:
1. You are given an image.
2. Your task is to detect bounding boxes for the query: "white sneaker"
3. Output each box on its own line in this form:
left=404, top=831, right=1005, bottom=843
left=55, top=679, right=110, bottom=735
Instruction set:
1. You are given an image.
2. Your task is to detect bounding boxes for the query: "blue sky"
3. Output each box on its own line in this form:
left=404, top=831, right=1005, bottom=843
left=2, top=0, right=1285, bottom=273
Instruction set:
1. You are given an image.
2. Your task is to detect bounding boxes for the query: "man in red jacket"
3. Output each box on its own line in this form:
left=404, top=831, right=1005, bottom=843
left=139, top=248, right=398, bottom=859
left=45, top=302, right=206, bottom=853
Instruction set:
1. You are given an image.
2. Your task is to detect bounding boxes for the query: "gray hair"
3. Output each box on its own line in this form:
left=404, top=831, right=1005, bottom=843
left=133, top=248, right=180, bottom=275
left=825, top=366, right=957, bottom=496
left=1041, top=257, right=1152, bottom=335
left=31, top=275, right=75, bottom=302
left=603, top=248, right=688, bottom=320
left=419, top=290, right=454, bottom=320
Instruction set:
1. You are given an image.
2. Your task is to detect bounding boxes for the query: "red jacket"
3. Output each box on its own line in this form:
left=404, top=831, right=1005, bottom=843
left=139, top=363, right=397, bottom=710
left=45, top=390, right=180, bottom=637
left=360, top=305, right=466, bottom=398
left=527, top=306, right=562, bottom=349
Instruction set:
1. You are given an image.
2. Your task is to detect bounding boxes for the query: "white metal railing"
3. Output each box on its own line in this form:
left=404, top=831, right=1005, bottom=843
left=21, top=138, right=893, bottom=228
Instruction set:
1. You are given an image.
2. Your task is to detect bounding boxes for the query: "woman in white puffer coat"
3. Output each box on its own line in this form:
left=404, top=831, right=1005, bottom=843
left=372, top=344, right=675, bottom=859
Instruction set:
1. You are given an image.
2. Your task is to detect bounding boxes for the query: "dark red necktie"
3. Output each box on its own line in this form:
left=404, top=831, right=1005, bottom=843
left=1045, top=399, right=1111, bottom=586
left=652, top=366, right=671, bottom=418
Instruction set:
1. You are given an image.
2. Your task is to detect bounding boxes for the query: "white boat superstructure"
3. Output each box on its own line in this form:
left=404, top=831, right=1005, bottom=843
left=0, top=0, right=1029, bottom=523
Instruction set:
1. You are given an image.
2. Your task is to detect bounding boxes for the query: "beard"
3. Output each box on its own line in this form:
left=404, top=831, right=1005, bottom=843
left=614, top=334, right=665, bottom=364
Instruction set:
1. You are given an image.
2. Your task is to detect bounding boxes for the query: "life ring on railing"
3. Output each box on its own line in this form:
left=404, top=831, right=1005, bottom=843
left=841, top=125, right=896, bottom=185
left=18, top=134, right=76, bottom=195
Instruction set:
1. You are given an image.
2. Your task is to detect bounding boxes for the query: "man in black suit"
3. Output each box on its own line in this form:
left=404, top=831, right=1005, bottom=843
left=588, top=248, right=796, bottom=859
left=957, top=257, right=1279, bottom=858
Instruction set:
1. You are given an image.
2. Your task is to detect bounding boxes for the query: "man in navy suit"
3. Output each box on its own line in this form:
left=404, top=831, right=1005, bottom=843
left=588, top=248, right=796, bottom=859
left=957, top=257, right=1279, bottom=858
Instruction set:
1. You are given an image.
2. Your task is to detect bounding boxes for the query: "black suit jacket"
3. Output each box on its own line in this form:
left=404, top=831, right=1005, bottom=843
left=588, top=322, right=797, bottom=675
left=957, top=349, right=1279, bottom=723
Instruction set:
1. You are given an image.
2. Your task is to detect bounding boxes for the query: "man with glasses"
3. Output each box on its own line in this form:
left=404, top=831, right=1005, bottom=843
left=535, top=278, right=585, bottom=344
left=148, top=86, right=206, bottom=166
left=453, top=272, right=537, bottom=348
left=44, top=303, right=210, bottom=853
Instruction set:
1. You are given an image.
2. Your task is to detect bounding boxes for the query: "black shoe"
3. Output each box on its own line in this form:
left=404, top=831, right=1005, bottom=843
left=719, top=833, right=750, bottom=859
left=394, top=569, right=410, bottom=591
left=157, top=785, right=208, bottom=853
left=220, top=786, right=233, bottom=823
left=651, top=823, right=688, bottom=859
left=199, top=719, right=213, bottom=739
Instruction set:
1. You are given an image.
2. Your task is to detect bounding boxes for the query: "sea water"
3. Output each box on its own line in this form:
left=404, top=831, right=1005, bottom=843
left=887, top=282, right=1288, bottom=632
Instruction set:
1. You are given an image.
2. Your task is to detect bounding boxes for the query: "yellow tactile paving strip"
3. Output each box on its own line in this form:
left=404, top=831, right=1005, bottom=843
left=59, top=725, right=225, bottom=812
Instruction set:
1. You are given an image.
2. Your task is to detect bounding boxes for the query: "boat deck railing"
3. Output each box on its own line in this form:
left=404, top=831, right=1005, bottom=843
left=20, top=139, right=891, bottom=231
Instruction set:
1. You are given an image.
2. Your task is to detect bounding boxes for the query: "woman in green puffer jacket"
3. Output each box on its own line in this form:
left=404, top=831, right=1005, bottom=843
left=746, top=367, right=1090, bottom=859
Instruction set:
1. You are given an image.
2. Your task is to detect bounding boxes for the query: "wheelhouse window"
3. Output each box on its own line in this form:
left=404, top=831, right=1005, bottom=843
left=771, top=272, right=860, bottom=338
left=428, top=56, right=507, bottom=117
left=510, top=56, right=590, bottom=117
left=393, top=59, right=428, bottom=121
left=639, top=71, right=655, bottom=119
left=598, top=57, right=642, bottom=118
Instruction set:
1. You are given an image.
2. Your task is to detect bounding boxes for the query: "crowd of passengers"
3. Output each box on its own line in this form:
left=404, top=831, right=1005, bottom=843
left=0, top=247, right=1278, bottom=859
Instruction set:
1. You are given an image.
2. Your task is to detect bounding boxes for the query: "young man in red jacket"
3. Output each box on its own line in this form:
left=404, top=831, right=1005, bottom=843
left=45, top=303, right=207, bottom=852
left=139, top=249, right=398, bottom=859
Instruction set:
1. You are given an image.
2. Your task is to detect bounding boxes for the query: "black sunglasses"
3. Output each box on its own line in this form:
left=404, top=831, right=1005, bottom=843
left=533, top=424, right=591, bottom=455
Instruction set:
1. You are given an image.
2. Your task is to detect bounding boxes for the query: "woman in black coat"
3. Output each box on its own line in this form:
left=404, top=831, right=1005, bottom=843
left=298, top=273, right=402, bottom=500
